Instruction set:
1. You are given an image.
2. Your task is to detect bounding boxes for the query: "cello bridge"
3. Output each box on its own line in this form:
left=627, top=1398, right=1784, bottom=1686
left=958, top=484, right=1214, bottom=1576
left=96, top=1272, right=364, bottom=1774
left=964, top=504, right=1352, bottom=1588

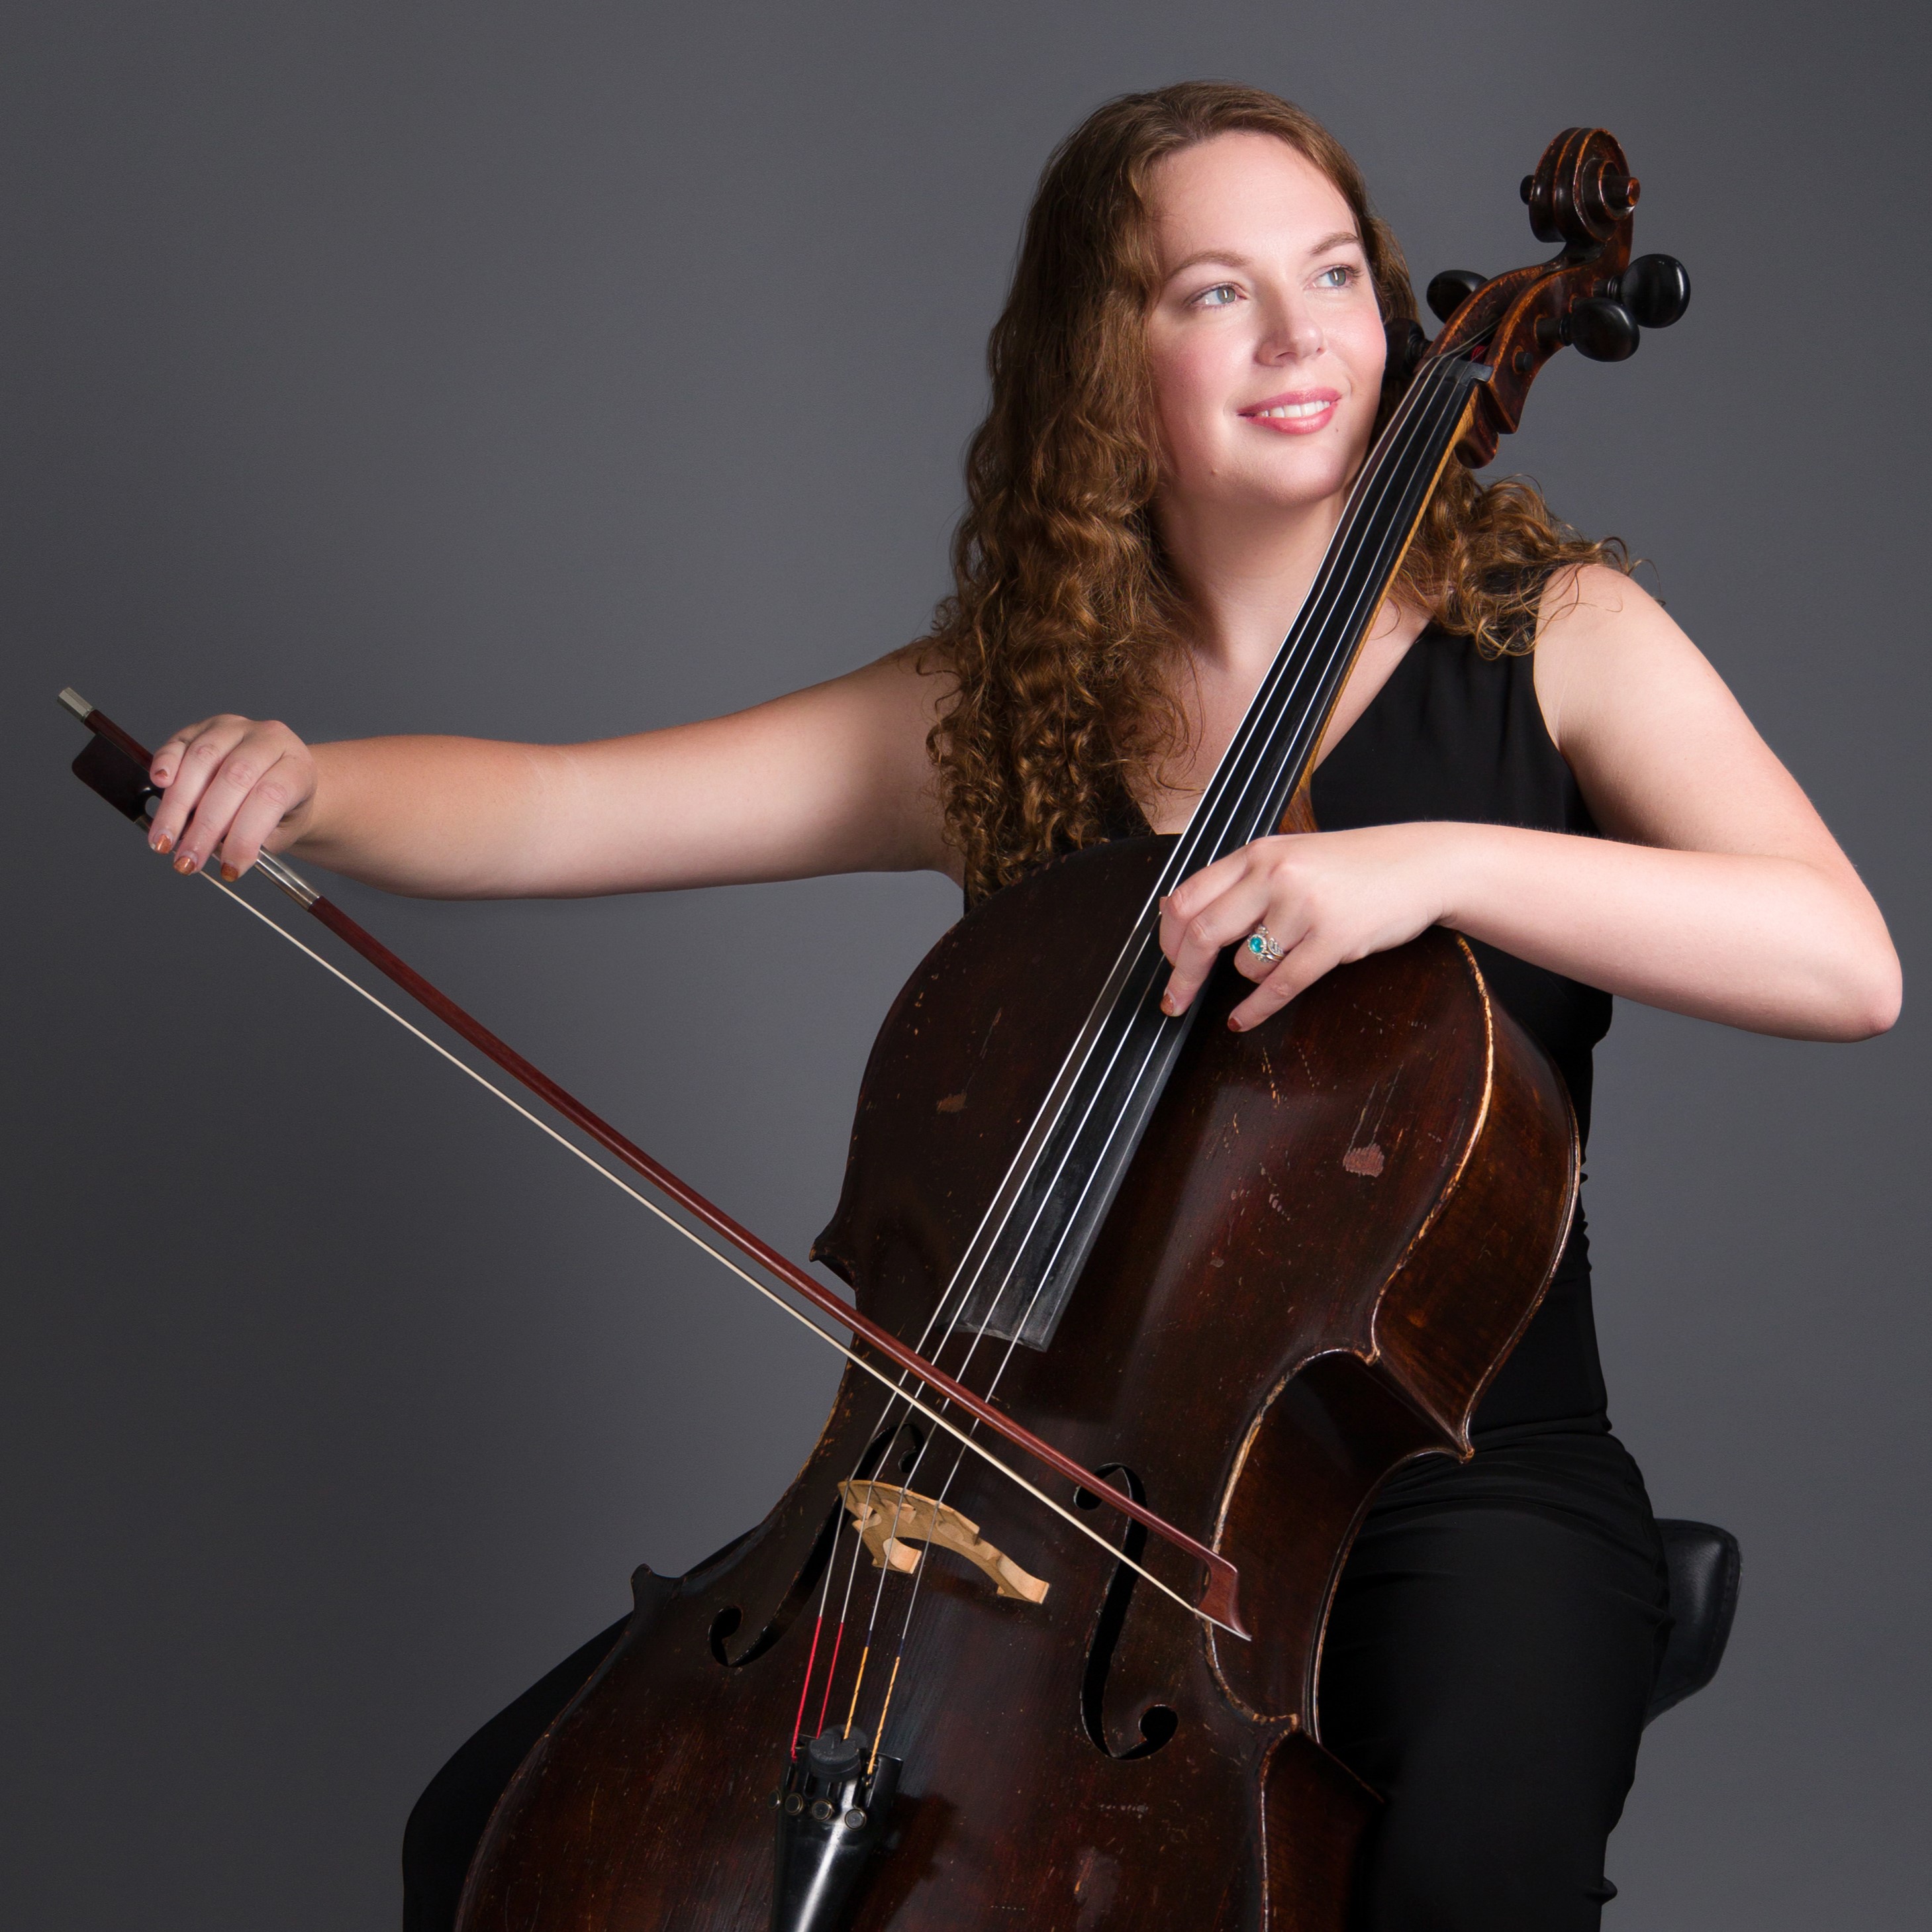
left=836, top=1480, right=1049, bottom=1605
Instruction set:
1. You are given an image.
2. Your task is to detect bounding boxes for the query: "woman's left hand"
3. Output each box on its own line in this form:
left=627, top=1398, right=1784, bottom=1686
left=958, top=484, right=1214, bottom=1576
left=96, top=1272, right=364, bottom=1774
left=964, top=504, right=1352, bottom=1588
left=1157, top=824, right=1457, bottom=1032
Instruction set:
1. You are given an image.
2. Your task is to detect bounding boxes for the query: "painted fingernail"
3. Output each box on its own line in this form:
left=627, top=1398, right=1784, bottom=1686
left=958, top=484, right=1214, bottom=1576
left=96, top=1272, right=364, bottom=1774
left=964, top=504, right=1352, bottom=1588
left=219, top=861, right=240, bottom=882
left=152, top=833, right=173, bottom=855
left=1227, top=1016, right=1244, bottom=1033
left=173, top=852, right=196, bottom=875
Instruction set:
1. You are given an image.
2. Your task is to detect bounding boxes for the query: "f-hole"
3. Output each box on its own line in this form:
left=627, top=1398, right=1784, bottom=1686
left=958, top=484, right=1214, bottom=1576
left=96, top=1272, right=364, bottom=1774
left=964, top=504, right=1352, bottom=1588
left=1078, top=1463, right=1179, bottom=1759
left=710, top=1420, right=924, bottom=1668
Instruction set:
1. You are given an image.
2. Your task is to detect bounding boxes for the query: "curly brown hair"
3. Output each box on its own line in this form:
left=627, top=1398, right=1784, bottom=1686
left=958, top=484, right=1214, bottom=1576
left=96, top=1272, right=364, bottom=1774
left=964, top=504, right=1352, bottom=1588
left=927, top=80, right=1628, bottom=904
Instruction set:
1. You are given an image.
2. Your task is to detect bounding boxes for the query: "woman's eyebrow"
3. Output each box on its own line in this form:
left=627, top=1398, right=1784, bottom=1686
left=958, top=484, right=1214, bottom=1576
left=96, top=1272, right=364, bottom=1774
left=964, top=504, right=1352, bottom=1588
left=1164, top=248, right=1255, bottom=279
left=1163, top=230, right=1365, bottom=281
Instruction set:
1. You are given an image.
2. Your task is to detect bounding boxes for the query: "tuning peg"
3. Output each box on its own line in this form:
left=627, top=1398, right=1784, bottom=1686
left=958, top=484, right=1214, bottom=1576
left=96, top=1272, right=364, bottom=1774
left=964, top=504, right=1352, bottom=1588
left=1383, top=318, right=1427, bottom=386
left=1609, top=254, right=1690, bottom=328
left=1425, top=269, right=1487, bottom=324
left=1567, top=297, right=1641, bottom=362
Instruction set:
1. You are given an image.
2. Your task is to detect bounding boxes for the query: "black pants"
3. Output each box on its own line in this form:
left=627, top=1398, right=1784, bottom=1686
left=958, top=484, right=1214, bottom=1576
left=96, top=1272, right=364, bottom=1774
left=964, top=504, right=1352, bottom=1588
left=403, top=1429, right=1667, bottom=1930
left=1318, top=1428, right=1670, bottom=1931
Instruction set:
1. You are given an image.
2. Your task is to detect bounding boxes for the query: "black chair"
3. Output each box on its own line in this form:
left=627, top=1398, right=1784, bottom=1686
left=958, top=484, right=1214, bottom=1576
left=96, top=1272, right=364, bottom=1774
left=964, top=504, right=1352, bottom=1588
left=1645, top=1519, right=1742, bottom=1725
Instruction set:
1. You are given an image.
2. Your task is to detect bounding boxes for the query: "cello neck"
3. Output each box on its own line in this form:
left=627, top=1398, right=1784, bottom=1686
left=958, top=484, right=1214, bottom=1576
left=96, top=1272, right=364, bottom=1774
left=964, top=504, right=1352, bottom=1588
left=945, top=350, right=1489, bottom=1353
left=1163, top=349, right=1487, bottom=881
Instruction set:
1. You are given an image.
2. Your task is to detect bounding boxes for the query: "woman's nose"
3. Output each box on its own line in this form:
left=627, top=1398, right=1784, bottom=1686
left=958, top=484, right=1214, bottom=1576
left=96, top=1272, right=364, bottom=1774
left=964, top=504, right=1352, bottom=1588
left=1258, top=295, right=1323, bottom=362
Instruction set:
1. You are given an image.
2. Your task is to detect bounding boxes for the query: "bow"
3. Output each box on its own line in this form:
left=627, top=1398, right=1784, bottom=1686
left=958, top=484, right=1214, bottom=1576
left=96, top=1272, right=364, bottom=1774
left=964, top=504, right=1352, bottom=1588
left=60, top=688, right=1247, bottom=1638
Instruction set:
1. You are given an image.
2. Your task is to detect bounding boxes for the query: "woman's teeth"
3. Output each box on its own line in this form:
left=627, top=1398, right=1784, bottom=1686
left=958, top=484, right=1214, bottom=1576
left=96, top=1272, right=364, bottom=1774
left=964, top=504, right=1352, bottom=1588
left=1253, top=399, right=1330, bottom=419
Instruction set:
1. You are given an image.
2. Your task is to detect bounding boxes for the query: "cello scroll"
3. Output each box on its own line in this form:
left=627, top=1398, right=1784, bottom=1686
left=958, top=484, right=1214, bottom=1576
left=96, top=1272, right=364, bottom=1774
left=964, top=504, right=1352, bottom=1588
left=1390, top=126, right=1691, bottom=465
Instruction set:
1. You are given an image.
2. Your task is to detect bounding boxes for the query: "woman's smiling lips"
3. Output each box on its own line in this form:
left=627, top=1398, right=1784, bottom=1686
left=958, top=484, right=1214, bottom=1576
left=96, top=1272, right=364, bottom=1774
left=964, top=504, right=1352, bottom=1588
left=1239, top=388, right=1340, bottom=434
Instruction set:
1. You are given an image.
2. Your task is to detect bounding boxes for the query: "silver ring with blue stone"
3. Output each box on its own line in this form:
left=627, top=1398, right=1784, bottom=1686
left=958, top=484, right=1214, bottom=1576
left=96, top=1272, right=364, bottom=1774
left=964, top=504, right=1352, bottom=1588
left=1245, top=924, right=1284, bottom=966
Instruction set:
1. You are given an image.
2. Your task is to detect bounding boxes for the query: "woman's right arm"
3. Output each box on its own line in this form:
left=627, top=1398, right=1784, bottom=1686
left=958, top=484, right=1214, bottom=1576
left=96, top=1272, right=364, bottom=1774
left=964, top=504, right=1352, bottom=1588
left=146, top=649, right=959, bottom=898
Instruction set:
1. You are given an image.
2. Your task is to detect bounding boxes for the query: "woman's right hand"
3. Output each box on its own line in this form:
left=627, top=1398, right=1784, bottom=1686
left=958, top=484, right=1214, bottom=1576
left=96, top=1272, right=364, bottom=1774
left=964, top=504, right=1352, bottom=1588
left=146, top=715, right=319, bottom=880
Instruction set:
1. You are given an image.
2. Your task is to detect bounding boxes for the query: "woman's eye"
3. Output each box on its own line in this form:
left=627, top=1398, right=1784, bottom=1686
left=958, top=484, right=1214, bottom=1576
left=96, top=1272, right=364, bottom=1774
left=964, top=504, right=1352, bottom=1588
left=1192, top=283, right=1240, bottom=309
left=1314, top=265, right=1359, bottom=291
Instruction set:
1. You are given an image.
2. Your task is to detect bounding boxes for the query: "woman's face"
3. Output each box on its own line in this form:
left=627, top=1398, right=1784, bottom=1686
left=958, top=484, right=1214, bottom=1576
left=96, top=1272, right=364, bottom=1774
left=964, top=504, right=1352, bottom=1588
left=1145, top=132, right=1388, bottom=530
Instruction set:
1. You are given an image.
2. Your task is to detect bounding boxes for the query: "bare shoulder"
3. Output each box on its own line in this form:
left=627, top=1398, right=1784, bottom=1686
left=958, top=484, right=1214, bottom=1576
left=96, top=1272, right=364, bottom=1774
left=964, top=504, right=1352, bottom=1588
left=1527, top=561, right=1855, bottom=867
left=1529, top=563, right=1711, bottom=749
left=842, top=639, right=958, bottom=734
left=822, top=642, right=959, bottom=863
left=733, top=640, right=959, bottom=876
left=840, top=642, right=959, bottom=880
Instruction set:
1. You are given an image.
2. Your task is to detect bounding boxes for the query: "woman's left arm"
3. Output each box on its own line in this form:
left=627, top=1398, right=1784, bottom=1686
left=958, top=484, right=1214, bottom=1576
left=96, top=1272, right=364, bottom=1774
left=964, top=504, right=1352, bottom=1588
left=1157, top=566, right=1902, bottom=1041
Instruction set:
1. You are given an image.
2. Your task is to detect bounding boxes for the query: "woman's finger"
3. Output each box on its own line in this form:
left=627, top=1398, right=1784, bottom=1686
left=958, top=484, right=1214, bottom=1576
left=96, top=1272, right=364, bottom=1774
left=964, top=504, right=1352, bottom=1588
left=1229, top=897, right=1320, bottom=983
left=1156, top=849, right=1256, bottom=953
left=1159, top=873, right=1280, bottom=1013
left=148, top=719, right=248, bottom=855
left=1228, top=933, right=1347, bottom=1032
left=170, top=732, right=286, bottom=875
left=214, top=753, right=304, bottom=878
left=148, top=728, right=202, bottom=790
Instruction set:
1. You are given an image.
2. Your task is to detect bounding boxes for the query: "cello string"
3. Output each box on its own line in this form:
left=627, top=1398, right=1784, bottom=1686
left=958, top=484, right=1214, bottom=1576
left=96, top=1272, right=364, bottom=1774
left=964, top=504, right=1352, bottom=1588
left=873, top=358, right=1467, bottom=1429
left=864, top=1657, right=902, bottom=1779
left=787, top=1611, right=825, bottom=1759
left=842, top=354, right=1459, bottom=1454
left=800, top=1457, right=902, bottom=1749
left=881, top=375, right=1470, bottom=1558
left=988, top=370, right=1482, bottom=1318
left=795, top=1482, right=865, bottom=1752
left=791, top=1492, right=879, bottom=1755
left=1165, top=362, right=1483, bottom=880
left=816, top=360, right=1467, bottom=1739
left=920, top=363, right=1479, bottom=1443
left=858, top=359, right=1481, bottom=1753
left=928, top=360, right=1468, bottom=1353
left=811, top=1611, right=847, bottom=1741
left=853, top=372, right=1479, bottom=1772
left=840, top=1449, right=953, bottom=1749
left=812, top=1450, right=931, bottom=1747
left=192, top=869, right=1234, bottom=1629
left=1150, top=358, right=1472, bottom=894
left=790, top=355, right=1472, bottom=1751
left=840, top=360, right=1478, bottom=1751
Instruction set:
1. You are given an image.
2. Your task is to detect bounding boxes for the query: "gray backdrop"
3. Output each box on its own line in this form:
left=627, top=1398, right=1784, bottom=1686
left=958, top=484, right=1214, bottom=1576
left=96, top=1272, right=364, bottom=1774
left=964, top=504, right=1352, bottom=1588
left=4, top=3, right=1924, bottom=1926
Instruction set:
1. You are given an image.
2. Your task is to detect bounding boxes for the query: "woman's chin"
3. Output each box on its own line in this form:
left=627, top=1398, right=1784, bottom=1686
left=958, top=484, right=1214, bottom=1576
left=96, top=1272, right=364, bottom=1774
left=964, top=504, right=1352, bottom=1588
left=1218, top=467, right=1359, bottom=522
left=1160, top=445, right=1369, bottom=539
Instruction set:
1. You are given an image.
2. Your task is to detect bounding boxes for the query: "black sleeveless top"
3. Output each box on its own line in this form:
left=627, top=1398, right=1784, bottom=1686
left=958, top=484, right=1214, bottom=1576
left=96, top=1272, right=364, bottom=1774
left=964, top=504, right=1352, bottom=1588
left=1072, top=622, right=1614, bottom=1437
left=1308, top=626, right=1612, bottom=1437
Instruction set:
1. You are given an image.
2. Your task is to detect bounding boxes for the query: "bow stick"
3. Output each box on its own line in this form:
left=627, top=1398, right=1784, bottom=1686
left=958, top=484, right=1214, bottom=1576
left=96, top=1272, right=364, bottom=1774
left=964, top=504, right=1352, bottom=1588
left=59, top=690, right=1247, bottom=1639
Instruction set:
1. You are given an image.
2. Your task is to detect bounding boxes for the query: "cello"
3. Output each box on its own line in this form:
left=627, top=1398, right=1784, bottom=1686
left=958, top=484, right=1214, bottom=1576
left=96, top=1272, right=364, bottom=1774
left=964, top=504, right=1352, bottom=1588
left=64, top=128, right=1689, bottom=1930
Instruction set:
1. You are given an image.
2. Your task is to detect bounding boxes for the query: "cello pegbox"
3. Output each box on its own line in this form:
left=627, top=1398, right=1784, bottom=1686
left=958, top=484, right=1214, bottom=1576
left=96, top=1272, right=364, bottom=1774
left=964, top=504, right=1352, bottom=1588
left=1418, top=127, right=1686, bottom=467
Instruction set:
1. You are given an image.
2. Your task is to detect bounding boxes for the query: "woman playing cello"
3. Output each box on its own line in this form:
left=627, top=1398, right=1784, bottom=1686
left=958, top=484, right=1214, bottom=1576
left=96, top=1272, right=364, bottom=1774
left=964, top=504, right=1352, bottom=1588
left=134, top=82, right=1898, bottom=1932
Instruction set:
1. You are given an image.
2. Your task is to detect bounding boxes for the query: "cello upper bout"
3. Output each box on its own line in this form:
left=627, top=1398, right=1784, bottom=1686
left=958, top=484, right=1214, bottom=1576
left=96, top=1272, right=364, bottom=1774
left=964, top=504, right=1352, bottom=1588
left=812, top=839, right=1175, bottom=1306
